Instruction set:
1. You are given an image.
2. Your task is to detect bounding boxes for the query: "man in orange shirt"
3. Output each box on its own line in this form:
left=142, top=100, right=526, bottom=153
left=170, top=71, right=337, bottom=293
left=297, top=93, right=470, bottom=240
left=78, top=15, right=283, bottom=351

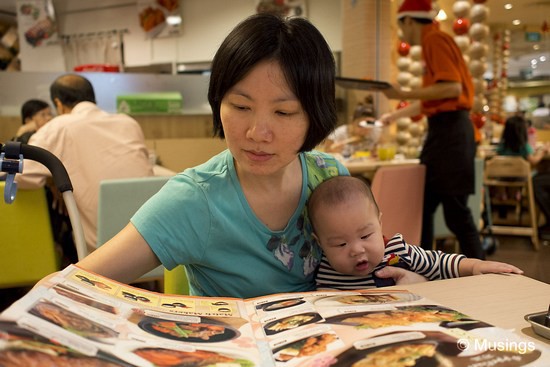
left=381, top=0, right=484, bottom=259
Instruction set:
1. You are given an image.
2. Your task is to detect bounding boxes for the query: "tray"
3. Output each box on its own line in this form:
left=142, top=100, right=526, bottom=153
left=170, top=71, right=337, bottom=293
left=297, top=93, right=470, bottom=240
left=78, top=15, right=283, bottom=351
left=335, top=77, right=391, bottom=91
left=524, top=311, right=550, bottom=339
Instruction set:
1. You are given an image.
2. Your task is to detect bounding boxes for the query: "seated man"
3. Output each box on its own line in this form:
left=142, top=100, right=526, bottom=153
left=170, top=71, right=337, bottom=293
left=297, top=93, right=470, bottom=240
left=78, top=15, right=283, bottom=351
left=15, top=74, right=154, bottom=256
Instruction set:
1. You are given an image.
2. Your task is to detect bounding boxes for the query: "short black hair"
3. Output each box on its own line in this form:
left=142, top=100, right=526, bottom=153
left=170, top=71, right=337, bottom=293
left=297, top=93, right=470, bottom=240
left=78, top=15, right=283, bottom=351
left=398, top=16, right=433, bottom=25
left=50, top=74, right=96, bottom=108
left=208, top=13, right=337, bottom=152
left=21, top=99, right=50, bottom=124
left=308, top=176, right=379, bottom=232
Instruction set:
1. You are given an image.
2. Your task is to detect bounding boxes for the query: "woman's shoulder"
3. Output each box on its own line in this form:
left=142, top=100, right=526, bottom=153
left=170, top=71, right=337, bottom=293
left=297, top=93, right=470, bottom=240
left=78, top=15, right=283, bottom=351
left=181, top=149, right=231, bottom=179
left=303, top=150, right=348, bottom=175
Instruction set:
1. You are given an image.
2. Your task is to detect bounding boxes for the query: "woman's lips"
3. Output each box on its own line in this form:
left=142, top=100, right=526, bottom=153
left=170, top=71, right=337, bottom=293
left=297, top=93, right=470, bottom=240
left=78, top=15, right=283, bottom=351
left=245, top=150, right=273, bottom=162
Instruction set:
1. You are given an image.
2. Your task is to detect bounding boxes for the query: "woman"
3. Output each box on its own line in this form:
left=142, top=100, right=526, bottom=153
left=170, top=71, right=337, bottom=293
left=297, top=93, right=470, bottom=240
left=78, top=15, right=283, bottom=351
left=76, top=14, right=423, bottom=298
left=497, top=115, right=550, bottom=237
left=13, top=99, right=53, bottom=143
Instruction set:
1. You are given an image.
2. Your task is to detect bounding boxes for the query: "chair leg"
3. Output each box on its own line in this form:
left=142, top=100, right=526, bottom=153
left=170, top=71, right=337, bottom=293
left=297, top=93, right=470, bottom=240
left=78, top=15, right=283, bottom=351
left=527, top=184, right=540, bottom=251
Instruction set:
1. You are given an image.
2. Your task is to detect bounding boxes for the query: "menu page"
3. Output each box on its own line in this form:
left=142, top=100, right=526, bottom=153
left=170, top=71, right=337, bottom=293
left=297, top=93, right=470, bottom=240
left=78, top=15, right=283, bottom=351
left=0, top=266, right=259, bottom=367
left=0, top=265, right=548, bottom=367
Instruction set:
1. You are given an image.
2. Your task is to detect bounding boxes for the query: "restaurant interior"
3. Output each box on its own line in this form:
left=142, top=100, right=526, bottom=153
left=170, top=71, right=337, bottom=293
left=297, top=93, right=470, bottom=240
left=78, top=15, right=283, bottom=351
left=0, top=0, right=550, bottom=362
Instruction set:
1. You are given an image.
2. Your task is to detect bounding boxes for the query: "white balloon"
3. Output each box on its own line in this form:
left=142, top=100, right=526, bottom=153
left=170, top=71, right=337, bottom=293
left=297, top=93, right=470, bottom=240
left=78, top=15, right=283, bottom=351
left=469, top=41, right=488, bottom=59
left=410, top=45, right=422, bottom=60
left=452, top=0, right=471, bottom=18
left=454, top=35, right=470, bottom=52
left=409, top=77, right=423, bottom=89
left=396, top=117, right=411, bottom=130
left=397, top=57, right=412, bottom=71
left=397, top=72, right=412, bottom=86
left=409, top=61, right=424, bottom=76
left=470, top=4, right=489, bottom=23
left=469, top=23, right=489, bottom=41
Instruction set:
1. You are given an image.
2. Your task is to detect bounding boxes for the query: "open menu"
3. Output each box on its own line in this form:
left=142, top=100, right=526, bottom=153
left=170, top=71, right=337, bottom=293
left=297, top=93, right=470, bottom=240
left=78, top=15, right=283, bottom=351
left=0, top=265, right=548, bottom=367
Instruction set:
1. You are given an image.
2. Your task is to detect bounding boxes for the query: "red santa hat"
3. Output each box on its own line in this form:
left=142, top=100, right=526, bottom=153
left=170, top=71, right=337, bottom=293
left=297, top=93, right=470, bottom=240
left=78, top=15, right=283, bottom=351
left=397, top=0, right=434, bottom=20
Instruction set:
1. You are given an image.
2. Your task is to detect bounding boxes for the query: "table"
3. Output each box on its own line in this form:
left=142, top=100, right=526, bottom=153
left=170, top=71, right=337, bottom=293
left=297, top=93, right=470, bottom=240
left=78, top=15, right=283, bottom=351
left=385, top=273, right=550, bottom=345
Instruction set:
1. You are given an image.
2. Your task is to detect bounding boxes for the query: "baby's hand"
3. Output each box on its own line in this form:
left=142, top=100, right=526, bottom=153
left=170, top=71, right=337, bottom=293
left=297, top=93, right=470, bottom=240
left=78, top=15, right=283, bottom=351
left=471, top=260, right=523, bottom=275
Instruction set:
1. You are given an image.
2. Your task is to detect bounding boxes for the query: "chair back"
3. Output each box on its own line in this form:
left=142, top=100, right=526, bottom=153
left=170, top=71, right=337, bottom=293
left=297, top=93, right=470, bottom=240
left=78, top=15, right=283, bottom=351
left=97, top=176, right=171, bottom=282
left=370, top=164, right=426, bottom=245
left=485, top=156, right=530, bottom=181
left=483, top=156, right=539, bottom=250
left=0, top=183, right=58, bottom=288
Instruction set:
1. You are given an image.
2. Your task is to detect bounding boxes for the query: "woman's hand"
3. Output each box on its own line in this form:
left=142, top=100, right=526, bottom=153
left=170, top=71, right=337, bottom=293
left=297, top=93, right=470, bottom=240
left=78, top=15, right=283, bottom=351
left=374, top=267, right=428, bottom=285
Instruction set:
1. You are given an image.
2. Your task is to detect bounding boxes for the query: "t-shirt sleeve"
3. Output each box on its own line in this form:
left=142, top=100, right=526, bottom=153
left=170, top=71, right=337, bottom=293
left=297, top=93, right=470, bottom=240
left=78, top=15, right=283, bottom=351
left=424, top=33, right=462, bottom=83
left=131, top=174, right=211, bottom=270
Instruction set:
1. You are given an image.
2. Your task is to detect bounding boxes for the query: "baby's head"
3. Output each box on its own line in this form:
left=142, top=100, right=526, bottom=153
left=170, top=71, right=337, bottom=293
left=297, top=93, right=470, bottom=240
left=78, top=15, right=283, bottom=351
left=308, top=176, right=385, bottom=276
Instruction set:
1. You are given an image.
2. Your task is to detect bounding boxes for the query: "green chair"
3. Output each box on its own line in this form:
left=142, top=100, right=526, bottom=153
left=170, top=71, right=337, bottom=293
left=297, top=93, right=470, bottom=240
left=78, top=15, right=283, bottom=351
left=0, top=182, right=59, bottom=288
left=97, top=176, right=188, bottom=292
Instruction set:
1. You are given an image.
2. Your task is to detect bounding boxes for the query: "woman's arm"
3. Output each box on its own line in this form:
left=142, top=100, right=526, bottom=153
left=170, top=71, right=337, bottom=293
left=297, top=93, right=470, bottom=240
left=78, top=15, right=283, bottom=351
left=458, top=258, right=523, bottom=276
left=527, top=144, right=549, bottom=166
left=77, top=223, right=161, bottom=283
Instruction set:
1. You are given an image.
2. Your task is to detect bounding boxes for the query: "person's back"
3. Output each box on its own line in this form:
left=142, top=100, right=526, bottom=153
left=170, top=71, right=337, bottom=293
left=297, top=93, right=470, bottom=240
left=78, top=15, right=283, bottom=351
left=497, top=115, right=530, bottom=157
left=17, top=75, right=153, bottom=253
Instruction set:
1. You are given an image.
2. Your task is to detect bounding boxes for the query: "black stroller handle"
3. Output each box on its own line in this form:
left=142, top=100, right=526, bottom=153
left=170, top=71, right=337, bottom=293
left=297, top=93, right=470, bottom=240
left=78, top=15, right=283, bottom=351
left=1, top=142, right=73, bottom=193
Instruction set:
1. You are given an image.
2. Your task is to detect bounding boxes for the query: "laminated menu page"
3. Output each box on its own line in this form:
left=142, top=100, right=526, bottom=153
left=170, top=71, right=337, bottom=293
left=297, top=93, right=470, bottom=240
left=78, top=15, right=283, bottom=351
left=0, top=265, right=548, bottom=367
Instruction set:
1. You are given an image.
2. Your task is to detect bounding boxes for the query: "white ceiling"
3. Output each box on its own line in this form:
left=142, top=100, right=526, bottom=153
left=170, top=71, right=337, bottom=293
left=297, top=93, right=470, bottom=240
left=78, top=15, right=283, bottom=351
left=0, top=0, right=549, bottom=78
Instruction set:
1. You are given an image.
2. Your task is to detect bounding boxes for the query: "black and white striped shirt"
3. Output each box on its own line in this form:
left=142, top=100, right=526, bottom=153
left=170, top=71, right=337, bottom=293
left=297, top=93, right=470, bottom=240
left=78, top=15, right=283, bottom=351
left=316, top=233, right=465, bottom=290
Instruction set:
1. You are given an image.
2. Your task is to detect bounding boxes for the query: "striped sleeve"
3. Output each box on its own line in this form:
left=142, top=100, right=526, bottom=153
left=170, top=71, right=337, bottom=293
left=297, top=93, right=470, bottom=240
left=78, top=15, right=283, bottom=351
left=394, top=238, right=465, bottom=280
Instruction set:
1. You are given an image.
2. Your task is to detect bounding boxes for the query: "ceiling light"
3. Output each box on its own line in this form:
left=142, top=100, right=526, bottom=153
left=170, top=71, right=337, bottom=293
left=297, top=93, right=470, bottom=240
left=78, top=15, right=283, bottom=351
left=436, top=9, right=447, bottom=21
left=166, top=15, right=182, bottom=26
left=533, top=44, right=540, bottom=50
left=540, top=56, right=547, bottom=62
left=531, top=59, right=538, bottom=65
left=504, top=4, right=513, bottom=10
left=512, top=19, right=521, bottom=26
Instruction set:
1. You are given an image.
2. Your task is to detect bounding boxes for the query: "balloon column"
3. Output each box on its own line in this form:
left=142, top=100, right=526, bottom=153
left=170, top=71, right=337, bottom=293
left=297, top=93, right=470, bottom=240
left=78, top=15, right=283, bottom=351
left=452, top=0, right=491, bottom=143
left=393, top=37, right=426, bottom=158
left=488, top=29, right=510, bottom=127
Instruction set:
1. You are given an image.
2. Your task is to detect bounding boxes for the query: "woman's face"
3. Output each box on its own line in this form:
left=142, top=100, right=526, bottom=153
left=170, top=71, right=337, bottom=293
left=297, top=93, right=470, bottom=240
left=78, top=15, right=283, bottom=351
left=220, top=60, right=309, bottom=177
left=28, top=107, right=53, bottom=129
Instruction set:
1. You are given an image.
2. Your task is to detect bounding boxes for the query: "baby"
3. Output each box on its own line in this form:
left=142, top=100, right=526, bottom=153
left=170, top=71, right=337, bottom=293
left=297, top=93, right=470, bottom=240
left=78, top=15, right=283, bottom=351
left=308, top=176, right=523, bottom=290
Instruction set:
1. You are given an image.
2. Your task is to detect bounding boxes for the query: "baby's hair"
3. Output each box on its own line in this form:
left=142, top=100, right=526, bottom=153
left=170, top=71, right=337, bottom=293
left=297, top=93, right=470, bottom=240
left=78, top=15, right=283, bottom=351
left=308, top=176, right=379, bottom=231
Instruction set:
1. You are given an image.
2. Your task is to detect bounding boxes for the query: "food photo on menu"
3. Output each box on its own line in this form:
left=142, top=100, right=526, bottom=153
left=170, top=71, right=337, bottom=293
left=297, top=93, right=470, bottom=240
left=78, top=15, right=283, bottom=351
left=0, top=265, right=548, bottom=366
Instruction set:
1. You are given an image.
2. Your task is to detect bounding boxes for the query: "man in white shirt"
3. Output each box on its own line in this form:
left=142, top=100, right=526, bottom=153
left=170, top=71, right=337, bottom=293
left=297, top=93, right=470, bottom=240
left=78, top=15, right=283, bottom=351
left=16, top=74, right=154, bottom=255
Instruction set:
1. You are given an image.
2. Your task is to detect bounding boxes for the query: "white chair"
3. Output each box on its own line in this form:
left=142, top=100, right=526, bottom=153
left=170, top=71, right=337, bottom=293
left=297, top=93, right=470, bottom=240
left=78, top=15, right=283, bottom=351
left=97, top=176, right=171, bottom=284
left=370, top=164, right=426, bottom=245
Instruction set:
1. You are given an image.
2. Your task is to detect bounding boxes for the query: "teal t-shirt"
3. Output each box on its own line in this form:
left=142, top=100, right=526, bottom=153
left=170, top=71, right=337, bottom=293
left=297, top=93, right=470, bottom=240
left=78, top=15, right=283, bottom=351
left=496, top=143, right=533, bottom=158
left=131, top=150, right=348, bottom=298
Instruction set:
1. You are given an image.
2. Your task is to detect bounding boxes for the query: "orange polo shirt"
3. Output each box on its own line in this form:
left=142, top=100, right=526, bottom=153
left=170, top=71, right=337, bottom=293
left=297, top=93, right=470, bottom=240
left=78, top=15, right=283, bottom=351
left=421, top=23, right=474, bottom=117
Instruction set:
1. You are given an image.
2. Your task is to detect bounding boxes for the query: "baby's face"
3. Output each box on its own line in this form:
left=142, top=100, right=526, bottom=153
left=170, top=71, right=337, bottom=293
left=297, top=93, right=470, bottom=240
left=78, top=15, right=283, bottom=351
left=313, top=196, right=385, bottom=276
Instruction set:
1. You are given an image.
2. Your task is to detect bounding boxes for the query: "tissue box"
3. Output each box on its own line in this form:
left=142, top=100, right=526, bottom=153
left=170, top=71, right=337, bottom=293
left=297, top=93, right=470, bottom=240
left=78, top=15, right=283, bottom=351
left=117, top=92, right=182, bottom=114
